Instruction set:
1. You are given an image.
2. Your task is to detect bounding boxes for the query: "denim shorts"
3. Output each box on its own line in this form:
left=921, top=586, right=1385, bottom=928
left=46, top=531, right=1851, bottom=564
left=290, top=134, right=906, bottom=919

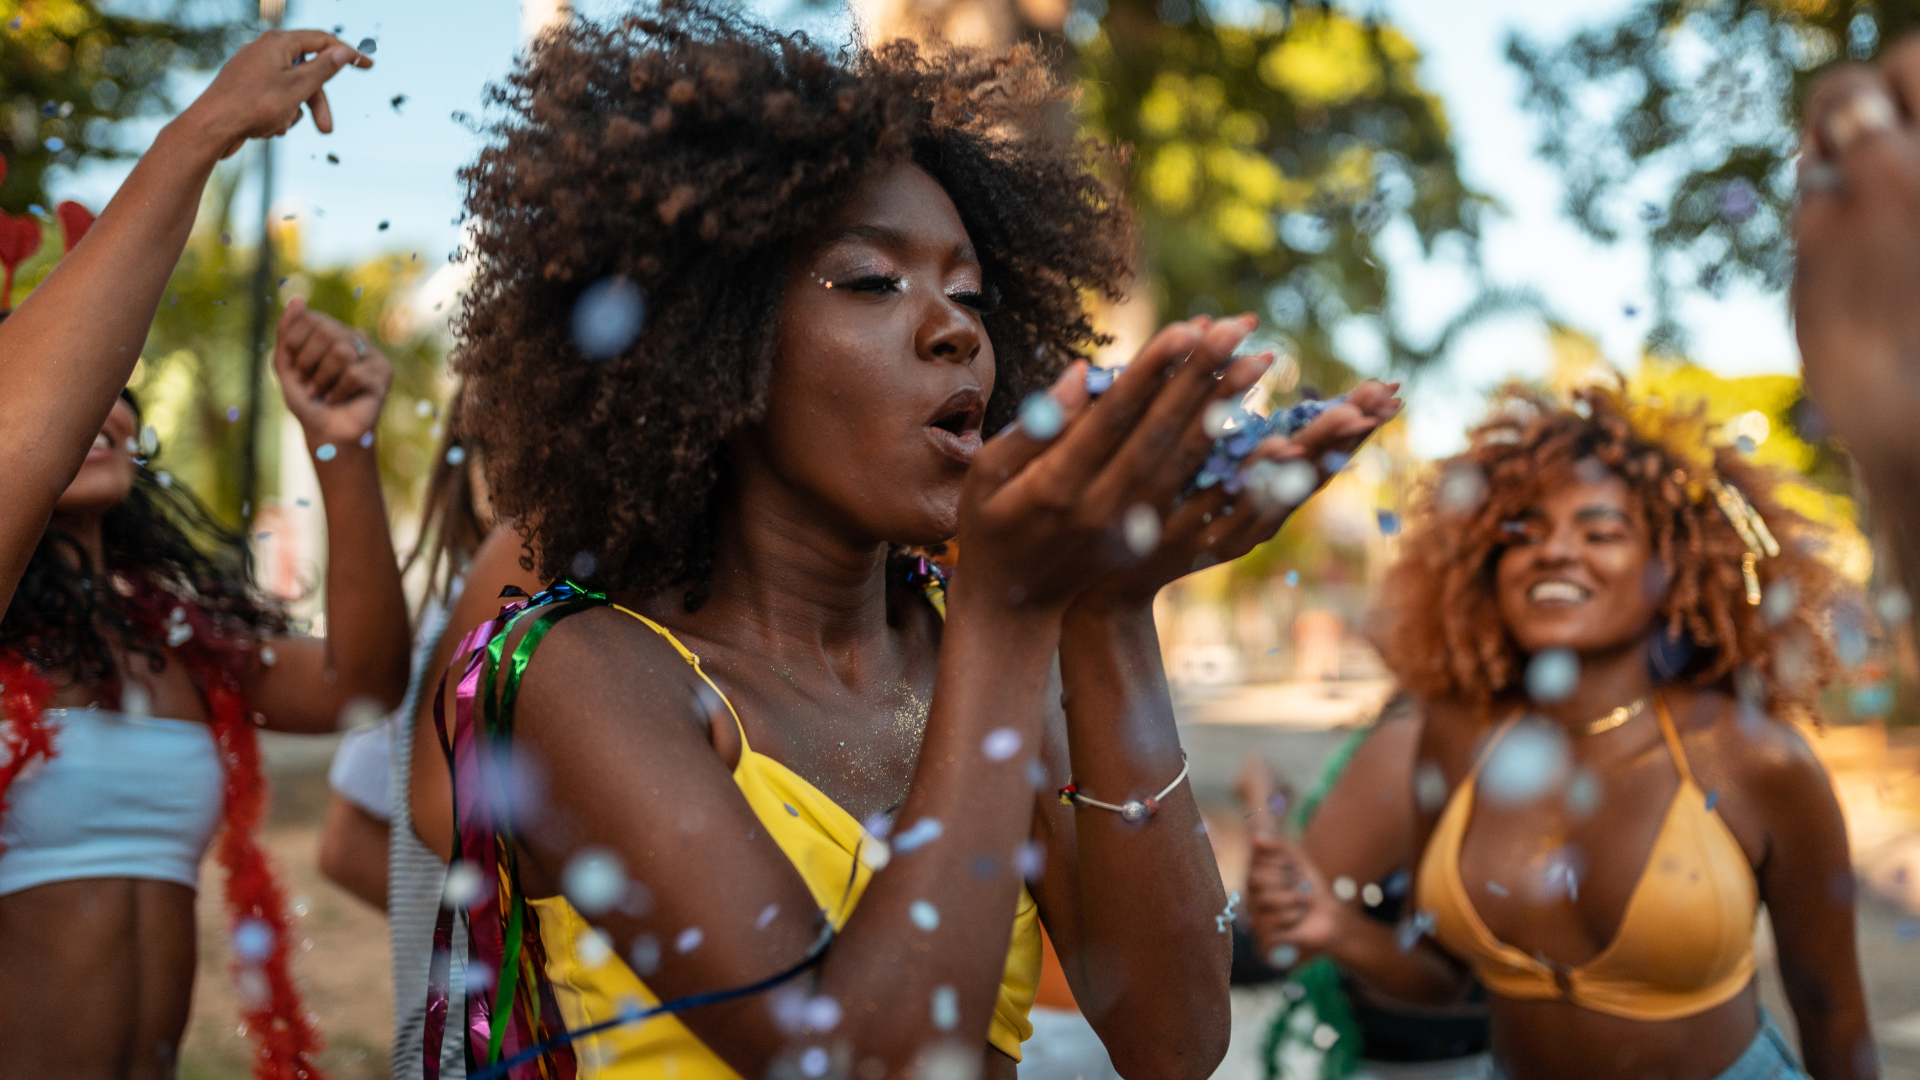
left=1488, top=1012, right=1809, bottom=1080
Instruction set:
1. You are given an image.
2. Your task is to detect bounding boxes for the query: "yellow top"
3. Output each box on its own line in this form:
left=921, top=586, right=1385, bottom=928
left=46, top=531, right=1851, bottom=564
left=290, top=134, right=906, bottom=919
left=532, top=603, right=1041, bottom=1076
left=1414, top=695, right=1756, bottom=1021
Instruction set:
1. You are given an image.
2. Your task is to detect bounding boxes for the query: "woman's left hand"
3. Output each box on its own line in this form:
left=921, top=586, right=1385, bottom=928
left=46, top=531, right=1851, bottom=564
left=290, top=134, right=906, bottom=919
left=272, top=295, right=392, bottom=447
left=1077, top=379, right=1400, bottom=608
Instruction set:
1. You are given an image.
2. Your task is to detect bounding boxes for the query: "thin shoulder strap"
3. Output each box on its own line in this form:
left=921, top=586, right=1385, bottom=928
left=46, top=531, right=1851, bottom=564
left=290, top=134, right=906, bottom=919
left=607, top=603, right=750, bottom=751
left=1650, top=692, right=1696, bottom=786
left=1466, top=711, right=1524, bottom=779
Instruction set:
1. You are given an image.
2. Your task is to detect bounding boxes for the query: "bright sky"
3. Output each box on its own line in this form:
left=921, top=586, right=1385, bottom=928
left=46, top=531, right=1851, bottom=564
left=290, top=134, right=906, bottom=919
left=50, top=0, right=1804, bottom=458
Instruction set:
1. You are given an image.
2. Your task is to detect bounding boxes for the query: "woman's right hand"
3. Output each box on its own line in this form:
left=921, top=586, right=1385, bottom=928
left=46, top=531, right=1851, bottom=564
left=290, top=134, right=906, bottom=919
left=956, top=314, right=1271, bottom=611
left=1246, top=833, right=1342, bottom=962
left=175, top=30, right=373, bottom=160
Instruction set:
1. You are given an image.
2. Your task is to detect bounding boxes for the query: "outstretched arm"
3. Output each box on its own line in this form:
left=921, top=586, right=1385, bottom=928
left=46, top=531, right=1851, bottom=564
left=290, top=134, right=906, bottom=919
left=0, top=30, right=371, bottom=611
left=245, top=298, right=411, bottom=730
left=1792, top=38, right=1920, bottom=610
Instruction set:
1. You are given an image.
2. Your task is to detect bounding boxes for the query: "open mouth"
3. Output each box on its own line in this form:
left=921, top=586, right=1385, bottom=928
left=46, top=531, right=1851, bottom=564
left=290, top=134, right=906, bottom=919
left=1528, top=580, right=1592, bottom=605
left=85, top=432, right=114, bottom=462
left=925, top=388, right=986, bottom=465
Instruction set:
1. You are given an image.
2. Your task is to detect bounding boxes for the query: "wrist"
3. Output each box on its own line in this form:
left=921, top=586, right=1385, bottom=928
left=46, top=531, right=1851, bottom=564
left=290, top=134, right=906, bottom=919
left=159, top=105, right=238, bottom=166
left=1064, top=590, right=1155, bottom=629
left=943, top=570, right=1067, bottom=633
left=304, top=430, right=377, bottom=466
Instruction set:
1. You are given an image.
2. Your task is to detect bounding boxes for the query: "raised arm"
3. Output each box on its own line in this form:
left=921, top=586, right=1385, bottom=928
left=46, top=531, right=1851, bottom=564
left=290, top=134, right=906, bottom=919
left=244, top=297, right=411, bottom=730
left=0, top=30, right=370, bottom=610
left=1792, top=37, right=1920, bottom=609
left=1034, top=325, right=1399, bottom=1074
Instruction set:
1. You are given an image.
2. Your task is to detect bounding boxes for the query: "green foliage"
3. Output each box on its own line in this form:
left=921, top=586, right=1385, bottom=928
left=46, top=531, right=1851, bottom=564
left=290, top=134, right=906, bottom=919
left=1078, top=1, right=1505, bottom=390
left=13, top=163, right=453, bottom=528
left=1, top=0, right=249, bottom=213
left=1507, top=0, right=1918, bottom=353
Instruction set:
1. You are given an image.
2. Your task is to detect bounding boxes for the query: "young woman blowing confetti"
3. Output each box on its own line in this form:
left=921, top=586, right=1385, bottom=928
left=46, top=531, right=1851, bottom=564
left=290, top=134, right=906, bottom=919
left=407, top=4, right=1399, bottom=1077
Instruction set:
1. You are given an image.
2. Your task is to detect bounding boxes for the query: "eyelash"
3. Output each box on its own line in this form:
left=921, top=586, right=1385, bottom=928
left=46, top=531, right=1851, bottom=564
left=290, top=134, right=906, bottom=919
left=839, top=275, right=1000, bottom=314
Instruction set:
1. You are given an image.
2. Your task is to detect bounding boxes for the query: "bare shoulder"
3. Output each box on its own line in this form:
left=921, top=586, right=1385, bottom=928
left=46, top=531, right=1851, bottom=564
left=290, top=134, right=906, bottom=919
left=1677, top=689, right=1832, bottom=799
left=1410, top=695, right=1488, bottom=782
left=510, top=604, right=712, bottom=741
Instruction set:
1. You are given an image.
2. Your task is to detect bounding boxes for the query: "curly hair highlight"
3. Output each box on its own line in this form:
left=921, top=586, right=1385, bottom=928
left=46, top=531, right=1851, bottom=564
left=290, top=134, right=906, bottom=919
left=1374, top=384, right=1846, bottom=718
left=452, top=1, right=1134, bottom=596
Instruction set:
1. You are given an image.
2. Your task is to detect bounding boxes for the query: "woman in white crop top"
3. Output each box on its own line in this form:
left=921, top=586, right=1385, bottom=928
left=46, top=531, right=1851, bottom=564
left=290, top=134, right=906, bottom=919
left=0, top=31, right=408, bottom=1079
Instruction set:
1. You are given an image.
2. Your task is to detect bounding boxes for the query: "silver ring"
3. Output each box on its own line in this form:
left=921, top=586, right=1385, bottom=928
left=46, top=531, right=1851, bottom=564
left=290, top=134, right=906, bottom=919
left=1827, top=90, right=1898, bottom=154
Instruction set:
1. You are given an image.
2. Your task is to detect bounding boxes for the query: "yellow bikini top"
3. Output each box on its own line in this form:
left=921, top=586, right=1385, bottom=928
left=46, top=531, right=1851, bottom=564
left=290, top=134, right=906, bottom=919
left=532, top=603, right=1041, bottom=1076
left=1414, top=695, right=1756, bottom=1021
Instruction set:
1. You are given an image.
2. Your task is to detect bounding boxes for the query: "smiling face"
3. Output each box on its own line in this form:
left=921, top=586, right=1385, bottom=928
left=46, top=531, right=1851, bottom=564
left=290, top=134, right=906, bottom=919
left=54, top=398, right=140, bottom=520
left=1493, top=468, right=1665, bottom=657
left=745, top=162, right=997, bottom=547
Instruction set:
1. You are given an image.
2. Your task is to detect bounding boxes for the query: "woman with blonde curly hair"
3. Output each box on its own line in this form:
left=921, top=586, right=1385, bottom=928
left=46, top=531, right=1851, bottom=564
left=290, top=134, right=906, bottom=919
left=1246, top=385, right=1873, bottom=1080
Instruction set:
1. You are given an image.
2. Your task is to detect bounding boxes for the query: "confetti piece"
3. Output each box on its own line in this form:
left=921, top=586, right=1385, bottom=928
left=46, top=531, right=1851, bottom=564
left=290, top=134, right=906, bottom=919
left=357, top=37, right=377, bottom=54
left=1267, top=944, right=1298, bottom=968
left=391, top=94, right=407, bottom=111
left=226, top=406, right=241, bottom=422
left=758, top=904, right=779, bottom=929
left=359, top=431, right=374, bottom=448
left=572, top=276, right=647, bottom=359
left=910, top=900, right=940, bottom=931
left=1481, top=722, right=1570, bottom=806
left=445, top=446, right=467, bottom=465
left=893, top=818, right=944, bottom=853
left=1333, top=877, right=1357, bottom=902
left=377, top=220, right=390, bottom=231
left=931, top=985, right=959, bottom=1030
left=233, top=919, right=275, bottom=963
left=1361, top=882, right=1384, bottom=907
left=1705, top=789, right=1720, bottom=811
left=327, top=153, right=340, bottom=165
left=981, top=727, right=1021, bottom=761
left=629, top=934, right=661, bottom=975
left=674, top=927, right=703, bottom=953
left=1525, top=648, right=1578, bottom=702
left=562, top=848, right=626, bottom=916
left=1486, top=880, right=1509, bottom=897
left=1018, top=391, right=1064, bottom=440
left=1123, top=504, right=1160, bottom=555
left=314, top=443, right=337, bottom=462
left=799, top=1047, right=829, bottom=1078
left=1215, top=890, right=1240, bottom=933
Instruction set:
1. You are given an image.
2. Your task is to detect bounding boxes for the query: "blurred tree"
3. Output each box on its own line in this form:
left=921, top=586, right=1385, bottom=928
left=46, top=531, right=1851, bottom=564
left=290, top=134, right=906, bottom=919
left=1507, top=0, right=1919, bottom=355
left=1, top=0, right=250, bottom=213
left=1081, top=2, right=1517, bottom=391
left=11, top=165, right=451, bottom=530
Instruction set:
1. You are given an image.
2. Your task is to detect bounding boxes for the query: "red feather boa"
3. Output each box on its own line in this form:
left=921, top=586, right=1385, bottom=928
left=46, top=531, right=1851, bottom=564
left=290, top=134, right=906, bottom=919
left=0, top=583, right=329, bottom=1079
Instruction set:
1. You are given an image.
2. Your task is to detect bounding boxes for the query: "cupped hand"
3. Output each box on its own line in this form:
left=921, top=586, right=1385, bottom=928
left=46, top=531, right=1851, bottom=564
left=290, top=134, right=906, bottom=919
left=273, top=296, right=392, bottom=449
left=954, top=315, right=1269, bottom=611
left=1077, top=377, right=1401, bottom=607
left=1792, top=37, right=1920, bottom=461
left=179, top=29, right=373, bottom=160
left=1246, top=833, right=1341, bottom=963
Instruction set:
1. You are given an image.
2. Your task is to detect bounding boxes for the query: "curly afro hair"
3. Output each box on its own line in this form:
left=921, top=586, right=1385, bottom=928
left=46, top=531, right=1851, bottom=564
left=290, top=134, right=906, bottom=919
left=453, top=1, right=1135, bottom=596
left=1373, top=384, right=1849, bottom=718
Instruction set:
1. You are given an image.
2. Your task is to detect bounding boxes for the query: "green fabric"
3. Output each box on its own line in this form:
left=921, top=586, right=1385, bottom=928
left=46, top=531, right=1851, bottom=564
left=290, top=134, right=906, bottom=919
left=1261, top=723, right=1378, bottom=1080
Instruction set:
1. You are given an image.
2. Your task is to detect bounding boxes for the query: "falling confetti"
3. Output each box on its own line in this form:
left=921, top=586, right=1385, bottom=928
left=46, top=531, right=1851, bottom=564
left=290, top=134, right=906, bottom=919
left=757, top=904, right=779, bottom=929
left=1269, top=460, right=1318, bottom=505
left=357, top=37, right=378, bottom=54
left=981, top=728, right=1022, bottom=761
left=359, top=431, right=374, bottom=448
left=799, top=1048, right=830, bottom=1078
left=391, top=94, right=407, bottom=111
left=446, top=445, right=467, bottom=466
left=1761, top=579, right=1798, bottom=626
left=1718, top=177, right=1759, bottom=224
left=1876, top=588, right=1912, bottom=626
left=226, top=406, right=241, bottom=422
left=327, top=153, right=340, bottom=165
left=562, top=848, right=627, bottom=916
left=570, top=551, right=599, bottom=580
left=314, top=443, right=337, bottom=462
left=1332, top=877, right=1357, bottom=902
left=576, top=928, right=613, bottom=968
left=1361, top=883, right=1384, bottom=907
left=1704, top=789, right=1720, bottom=812
left=1480, top=721, right=1570, bottom=806
left=1413, top=761, right=1448, bottom=811
left=443, top=861, right=483, bottom=908
left=572, top=276, right=648, bottom=360
left=1437, top=462, right=1486, bottom=516
left=931, top=985, right=959, bottom=1031
left=1215, top=890, right=1241, bottom=933
left=377, top=220, right=390, bottom=231
left=675, top=927, right=703, bottom=953
left=1485, top=880, right=1509, bottom=898
left=1565, top=768, right=1601, bottom=819
left=1284, top=570, right=1300, bottom=588
left=1267, top=944, right=1298, bottom=968
left=910, top=900, right=941, bottom=931
left=1123, top=503, right=1161, bottom=556
left=233, top=918, right=275, bottom=963
left=1525, top=648, right=1579, bottom=703
left=893, top=818, right=944, bottom=854
left=1018, top=391, right=1065, bottom=440
left=415, top=398, right=434, bottom=418
left=1376, top=509, right=1401, bottom=536
left=1312, top=1023, right=1340, bottom=1050
left=629, top=934, right=661, bottom=975
left=1013, top=839, right=1045, bottom=880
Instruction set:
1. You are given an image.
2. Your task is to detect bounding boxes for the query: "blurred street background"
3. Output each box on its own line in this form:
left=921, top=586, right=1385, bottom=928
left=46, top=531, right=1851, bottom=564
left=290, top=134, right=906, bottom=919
left=6, top=0, right=1920, bottom=1077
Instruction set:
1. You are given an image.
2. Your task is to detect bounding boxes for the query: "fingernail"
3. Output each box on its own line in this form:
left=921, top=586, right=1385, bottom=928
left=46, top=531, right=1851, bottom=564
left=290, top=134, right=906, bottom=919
left=328, top=45, right=354, bottom=64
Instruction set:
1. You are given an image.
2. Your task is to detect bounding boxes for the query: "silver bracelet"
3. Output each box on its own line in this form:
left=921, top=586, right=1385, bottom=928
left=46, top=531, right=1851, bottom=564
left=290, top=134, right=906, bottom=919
left=1057, top=755, right=1190, bottom=823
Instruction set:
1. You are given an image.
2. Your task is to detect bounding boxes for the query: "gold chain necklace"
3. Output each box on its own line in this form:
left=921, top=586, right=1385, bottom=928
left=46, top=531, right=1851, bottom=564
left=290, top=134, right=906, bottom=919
left=1583, top=697, right=1647, bottom=737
